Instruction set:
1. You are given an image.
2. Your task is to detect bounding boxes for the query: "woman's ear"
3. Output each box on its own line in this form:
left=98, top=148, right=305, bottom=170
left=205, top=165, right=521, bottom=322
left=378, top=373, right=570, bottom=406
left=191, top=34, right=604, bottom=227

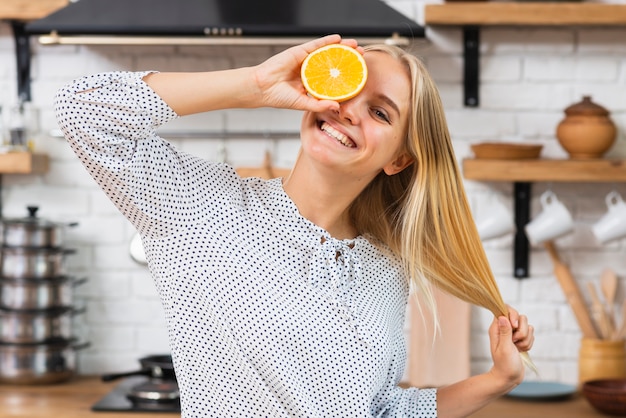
left=383, top=152, right=414, bottom=176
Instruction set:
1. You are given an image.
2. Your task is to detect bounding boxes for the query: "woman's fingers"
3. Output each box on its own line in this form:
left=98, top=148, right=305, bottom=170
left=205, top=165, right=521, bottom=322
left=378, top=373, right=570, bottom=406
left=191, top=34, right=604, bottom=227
left=504, top=305, right=535, bottom=353
left=512, top=315, right=534, bottom=351
left=506, top=305, right=520, bottom=328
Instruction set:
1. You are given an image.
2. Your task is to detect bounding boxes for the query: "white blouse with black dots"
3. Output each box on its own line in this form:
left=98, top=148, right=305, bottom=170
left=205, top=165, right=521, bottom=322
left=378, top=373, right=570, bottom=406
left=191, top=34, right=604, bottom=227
left=54, top=71, right=437, bottom=417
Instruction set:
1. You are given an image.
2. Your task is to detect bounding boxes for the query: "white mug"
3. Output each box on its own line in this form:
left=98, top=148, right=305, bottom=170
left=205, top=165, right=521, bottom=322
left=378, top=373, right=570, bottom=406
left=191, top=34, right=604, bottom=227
left=592, top=191, right=626, bottom=244
left=475, top=198, right=515, bottom=240
left=525, top=191, right=574, bottom=245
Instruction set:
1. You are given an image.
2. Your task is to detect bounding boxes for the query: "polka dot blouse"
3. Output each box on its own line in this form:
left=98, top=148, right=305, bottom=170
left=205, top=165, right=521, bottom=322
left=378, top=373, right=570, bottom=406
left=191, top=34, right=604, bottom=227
left=55, top=71, right=437, bottom=417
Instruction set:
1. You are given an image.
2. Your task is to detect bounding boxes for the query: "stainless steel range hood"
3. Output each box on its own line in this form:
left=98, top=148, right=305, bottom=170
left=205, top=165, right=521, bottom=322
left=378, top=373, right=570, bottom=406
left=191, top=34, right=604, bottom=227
left=25, top=0, right=424, bottom=46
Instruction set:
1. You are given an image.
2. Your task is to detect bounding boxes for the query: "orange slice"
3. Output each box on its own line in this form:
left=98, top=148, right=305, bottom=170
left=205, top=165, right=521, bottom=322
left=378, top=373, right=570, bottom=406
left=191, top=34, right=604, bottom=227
left=300, top=44, right=368, bottom=102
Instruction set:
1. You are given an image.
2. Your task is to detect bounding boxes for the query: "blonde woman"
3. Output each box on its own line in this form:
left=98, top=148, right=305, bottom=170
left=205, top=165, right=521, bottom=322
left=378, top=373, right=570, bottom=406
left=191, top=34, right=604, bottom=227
left=55, top=34, right=533, bottom=417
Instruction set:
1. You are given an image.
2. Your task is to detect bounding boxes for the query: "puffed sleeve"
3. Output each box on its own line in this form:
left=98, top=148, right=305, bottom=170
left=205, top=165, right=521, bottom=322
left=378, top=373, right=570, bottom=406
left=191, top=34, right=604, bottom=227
left=54, top=71, right=242, bottom=238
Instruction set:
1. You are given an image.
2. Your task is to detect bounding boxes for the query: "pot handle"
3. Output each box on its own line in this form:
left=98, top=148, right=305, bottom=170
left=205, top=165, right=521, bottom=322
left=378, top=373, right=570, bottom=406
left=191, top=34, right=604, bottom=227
left=71, top=277, right=88, bottom=287
left=72, top=341, right=91, bottom=350
left=63, top=248, right=78, bottom=255
left=101, top=368, right=153, bottom=382
left=70, top=306, right=87, bottom=316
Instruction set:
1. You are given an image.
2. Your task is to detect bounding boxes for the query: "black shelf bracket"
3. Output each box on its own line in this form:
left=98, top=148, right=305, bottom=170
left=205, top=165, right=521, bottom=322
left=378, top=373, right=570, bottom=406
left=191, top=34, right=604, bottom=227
left=463, top=26, right=480, bottom=107
left=11, top=20, right=31, bottom=102
left=513, top=182, right=532, bottom=278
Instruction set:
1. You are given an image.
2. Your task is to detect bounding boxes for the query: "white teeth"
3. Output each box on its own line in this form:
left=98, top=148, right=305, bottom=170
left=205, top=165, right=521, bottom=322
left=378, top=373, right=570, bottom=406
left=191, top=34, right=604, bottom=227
left=320, top=122, right=354, bottom=148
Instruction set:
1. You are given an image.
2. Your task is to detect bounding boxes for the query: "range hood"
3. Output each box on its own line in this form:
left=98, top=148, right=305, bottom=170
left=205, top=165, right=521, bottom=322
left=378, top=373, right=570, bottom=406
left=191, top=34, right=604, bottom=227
left=25, top=0, right=424, bottom=46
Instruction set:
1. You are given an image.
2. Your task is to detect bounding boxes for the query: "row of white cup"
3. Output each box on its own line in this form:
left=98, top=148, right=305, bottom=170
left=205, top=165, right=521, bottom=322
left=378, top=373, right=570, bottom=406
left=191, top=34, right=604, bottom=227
left=475, top=190, right=626, bottom=245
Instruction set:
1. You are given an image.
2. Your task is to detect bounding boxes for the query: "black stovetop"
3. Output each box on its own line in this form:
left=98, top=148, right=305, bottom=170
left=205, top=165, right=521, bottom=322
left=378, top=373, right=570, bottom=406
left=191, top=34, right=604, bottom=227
left=91, top=376, right=180, bottom=413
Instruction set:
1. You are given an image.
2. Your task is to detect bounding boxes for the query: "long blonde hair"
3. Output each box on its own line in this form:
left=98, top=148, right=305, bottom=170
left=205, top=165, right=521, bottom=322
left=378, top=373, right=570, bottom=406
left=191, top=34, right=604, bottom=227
left=350, top=45, right=534, bottom=369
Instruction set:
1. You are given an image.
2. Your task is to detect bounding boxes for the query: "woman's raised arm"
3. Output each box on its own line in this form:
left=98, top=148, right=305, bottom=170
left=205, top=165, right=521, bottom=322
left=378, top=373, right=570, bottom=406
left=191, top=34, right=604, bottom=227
left=144, top=34, right=358, bottom=116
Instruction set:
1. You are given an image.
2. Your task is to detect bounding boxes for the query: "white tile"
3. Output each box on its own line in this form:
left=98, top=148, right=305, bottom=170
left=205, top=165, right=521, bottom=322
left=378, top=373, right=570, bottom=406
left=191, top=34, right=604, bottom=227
left=2, top=18, right=625, bottom=374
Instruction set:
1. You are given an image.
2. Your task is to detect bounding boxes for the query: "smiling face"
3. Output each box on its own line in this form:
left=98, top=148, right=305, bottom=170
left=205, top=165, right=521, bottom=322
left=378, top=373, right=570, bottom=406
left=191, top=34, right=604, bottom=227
left=300, top=50, right=413, bottom=182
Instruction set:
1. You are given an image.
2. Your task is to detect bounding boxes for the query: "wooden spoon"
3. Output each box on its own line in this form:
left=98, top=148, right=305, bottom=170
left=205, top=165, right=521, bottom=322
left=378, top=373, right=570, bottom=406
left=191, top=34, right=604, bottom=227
left=600, top=269, right=619, bottom=337
left=587, top=281, right=613, bottom=339
left=617, top=303, right=626, bottom=340
left=601, top=269, right=618, bottom=311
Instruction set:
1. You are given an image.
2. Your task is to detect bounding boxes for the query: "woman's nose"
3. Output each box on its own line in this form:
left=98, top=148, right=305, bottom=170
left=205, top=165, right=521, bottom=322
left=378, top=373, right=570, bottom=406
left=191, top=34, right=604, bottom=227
left=337, top=99, right=360, bottom=124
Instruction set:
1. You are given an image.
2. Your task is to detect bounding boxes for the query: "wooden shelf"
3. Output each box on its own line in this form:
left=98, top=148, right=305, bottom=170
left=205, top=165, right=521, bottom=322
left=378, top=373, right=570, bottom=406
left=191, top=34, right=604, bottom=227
left=463, top=158, right=626, bottom=279
left=0, top=0, right=68, bottom=21
left=425, top=3, right=626, bottom=107
left=463, top=158, right=626, bottom=182
left=425, top=3, right=626, bottom=26
left=0, top=152, right=49, bottom=174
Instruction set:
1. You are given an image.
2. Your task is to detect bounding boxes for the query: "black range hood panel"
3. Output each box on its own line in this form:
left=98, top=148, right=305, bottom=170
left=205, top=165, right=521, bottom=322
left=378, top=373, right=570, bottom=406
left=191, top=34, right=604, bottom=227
left=25, top=0, right=424, bottom=39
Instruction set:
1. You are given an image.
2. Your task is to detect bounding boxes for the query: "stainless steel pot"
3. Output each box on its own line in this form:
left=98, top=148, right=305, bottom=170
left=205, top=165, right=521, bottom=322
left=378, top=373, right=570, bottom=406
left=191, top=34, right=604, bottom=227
left=0, top=340, right=89, bottom=385
left=0, top=277, right=86, bottom=310
left=0, top=247, right=76, bottom=279
left=0, top=206, right=77, bottom=248
left=0, top=307, right=83, bottom=344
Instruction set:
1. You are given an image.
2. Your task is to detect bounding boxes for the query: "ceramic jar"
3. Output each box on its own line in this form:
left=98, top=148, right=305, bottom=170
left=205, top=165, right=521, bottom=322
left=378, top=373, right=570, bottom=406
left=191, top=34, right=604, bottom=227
left=579, top=338, right=626, bottom=384
left=556, top=96, right=617, bottom=159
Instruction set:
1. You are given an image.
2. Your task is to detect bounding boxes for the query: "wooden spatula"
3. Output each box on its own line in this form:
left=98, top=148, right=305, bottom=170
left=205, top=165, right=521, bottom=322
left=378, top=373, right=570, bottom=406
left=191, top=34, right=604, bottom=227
left=235, top=151, right=291, bottom=180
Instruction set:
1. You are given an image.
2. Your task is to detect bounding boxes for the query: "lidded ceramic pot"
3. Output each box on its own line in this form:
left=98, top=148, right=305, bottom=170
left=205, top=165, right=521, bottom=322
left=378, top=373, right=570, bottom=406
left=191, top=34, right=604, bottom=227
left=556, top=96, right=617, bottom=159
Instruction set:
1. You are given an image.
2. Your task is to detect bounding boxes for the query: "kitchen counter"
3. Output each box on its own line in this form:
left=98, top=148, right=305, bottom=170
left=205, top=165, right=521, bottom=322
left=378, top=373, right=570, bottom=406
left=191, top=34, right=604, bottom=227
left=473, top=393, right=600, bottom=418
left=0, top=376, right=601, bottom=417
left=0, top=376, right=179, bottom=418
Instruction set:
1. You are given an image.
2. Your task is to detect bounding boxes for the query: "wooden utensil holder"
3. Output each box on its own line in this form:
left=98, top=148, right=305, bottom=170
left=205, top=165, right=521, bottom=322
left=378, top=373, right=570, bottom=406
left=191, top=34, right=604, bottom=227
left=579, top=338, right=626, bottom=384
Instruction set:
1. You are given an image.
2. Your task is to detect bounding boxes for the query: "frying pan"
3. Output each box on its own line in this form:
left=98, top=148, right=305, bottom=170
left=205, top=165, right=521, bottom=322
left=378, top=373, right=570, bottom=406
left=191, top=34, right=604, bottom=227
left=101, top=354, right=176, bottom=381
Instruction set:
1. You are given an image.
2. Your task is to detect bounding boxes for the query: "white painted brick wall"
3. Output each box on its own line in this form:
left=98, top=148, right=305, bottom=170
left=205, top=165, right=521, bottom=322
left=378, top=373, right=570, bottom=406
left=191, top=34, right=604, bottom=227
left=0, top=0, right=625, bottom=385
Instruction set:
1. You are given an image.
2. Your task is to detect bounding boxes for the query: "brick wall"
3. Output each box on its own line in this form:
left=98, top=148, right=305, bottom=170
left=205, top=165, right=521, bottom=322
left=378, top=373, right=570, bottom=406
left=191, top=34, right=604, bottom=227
left=0, top=0, right=625, bottom=383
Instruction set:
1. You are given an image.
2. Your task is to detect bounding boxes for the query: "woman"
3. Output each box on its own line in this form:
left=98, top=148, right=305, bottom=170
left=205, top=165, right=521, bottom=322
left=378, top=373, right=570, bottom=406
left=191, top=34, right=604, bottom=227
left=55, top=34, right=533, bottom=417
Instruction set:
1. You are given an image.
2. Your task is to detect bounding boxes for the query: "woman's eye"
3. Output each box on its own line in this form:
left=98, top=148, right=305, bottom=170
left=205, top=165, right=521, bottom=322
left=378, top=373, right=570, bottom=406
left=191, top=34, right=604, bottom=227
left=373, top=109, right=390, bottom=123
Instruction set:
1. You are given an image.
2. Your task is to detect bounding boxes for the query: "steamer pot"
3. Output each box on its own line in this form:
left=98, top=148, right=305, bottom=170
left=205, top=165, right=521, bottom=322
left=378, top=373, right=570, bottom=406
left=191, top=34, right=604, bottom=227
left=0, top=206, right=77, bottom=248
left=0, top=340, right=89, bottom=385
left=0, top=307, right=83, bottom=344
left=0, top=247, right=76, bottom=279
left=0, top=277, right=86, bottom=310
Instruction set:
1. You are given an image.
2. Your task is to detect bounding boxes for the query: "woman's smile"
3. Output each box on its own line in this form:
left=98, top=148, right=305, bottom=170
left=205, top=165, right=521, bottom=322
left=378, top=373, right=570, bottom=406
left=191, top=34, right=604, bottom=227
left=319, top=121, right=356, bottom=148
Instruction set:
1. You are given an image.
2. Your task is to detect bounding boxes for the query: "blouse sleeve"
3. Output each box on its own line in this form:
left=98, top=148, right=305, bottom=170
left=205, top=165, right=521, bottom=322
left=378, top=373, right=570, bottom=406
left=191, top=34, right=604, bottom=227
left=54, top=71, right=241, bottom=238
left=376, top=386, right=437, bottom=417
left=372, top=313, right=438, bottom=417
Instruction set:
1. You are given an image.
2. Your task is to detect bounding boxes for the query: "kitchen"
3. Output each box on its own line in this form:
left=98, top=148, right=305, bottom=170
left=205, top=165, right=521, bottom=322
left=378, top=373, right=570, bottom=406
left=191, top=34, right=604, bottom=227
left=0, top=0, right=625, bottom=416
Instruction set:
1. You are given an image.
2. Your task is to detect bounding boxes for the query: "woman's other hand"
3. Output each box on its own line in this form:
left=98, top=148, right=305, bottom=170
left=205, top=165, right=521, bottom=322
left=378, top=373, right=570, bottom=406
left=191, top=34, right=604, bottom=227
left=253, top=34, right=361, bottom=113
left=487, top=306, right=534, bottom=391
left=436, top=308, right=534, bottom=417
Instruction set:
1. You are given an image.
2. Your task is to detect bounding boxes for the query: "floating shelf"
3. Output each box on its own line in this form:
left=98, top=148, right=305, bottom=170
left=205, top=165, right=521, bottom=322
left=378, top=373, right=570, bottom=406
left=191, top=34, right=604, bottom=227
left=463, top=158, right=626, bottom=182
left=425, top=3, right=626, bottom=107
left=0, top=0, right=68, bottom=21
left=0, top=152, right=49, bottom=174
left=425, top=3, right=626, bottom=26
left=462, top=158, right=626, bottom=278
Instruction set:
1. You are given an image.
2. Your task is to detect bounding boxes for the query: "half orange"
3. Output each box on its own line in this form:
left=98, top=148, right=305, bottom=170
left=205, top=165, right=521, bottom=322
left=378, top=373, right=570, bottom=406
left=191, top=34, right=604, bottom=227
left=301, top=44, right=368, bottom=102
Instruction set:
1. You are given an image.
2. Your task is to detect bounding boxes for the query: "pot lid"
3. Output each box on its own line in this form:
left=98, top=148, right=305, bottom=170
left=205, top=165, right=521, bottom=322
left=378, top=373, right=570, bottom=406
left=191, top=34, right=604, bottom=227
left=564, top=96, right=610, bottom=116
left=2, top=206, right=58, bottom=228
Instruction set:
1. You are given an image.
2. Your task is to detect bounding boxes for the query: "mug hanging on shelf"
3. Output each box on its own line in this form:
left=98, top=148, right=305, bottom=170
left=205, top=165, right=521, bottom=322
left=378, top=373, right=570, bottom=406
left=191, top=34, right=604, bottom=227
left=592, top=191, right=626, bottom=244
left=525, top=190, right=574, bottom=245
left=474, top=195, right=515, bottom=241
